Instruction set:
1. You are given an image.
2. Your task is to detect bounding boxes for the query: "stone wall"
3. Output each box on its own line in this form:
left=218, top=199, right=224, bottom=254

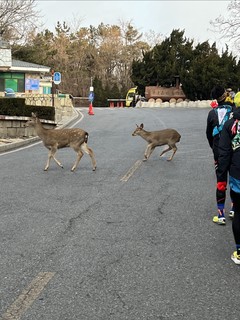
left=24, top=93, right=74, bottom=123
left=0, top=93, right=75, bottom=138
left=0, top=93, right=75, bottom=122
left=0, top=116, right=56, bottom=138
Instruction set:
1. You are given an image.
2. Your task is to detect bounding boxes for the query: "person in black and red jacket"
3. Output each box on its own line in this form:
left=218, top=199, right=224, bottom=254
left=206, top=85, right=235, bottom=225
left=217, top=91, right=240, bottom=264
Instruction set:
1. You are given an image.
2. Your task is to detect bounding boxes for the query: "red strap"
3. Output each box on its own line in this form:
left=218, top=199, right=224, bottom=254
left=217, top=181, right=227, bottom=191
left=231, top=119, right=238, bottom=135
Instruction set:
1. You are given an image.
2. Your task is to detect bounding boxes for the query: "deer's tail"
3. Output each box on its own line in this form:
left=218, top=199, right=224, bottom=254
left=84, top=132, right=89, bottom=143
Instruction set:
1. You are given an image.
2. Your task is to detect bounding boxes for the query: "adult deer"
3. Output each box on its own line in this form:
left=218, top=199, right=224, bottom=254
left=132, top=123, right=181, bottom=161
left=25, top=113, right=97, bottom=172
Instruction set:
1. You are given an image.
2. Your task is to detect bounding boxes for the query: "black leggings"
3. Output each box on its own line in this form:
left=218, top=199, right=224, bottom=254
left=230, top=189, right=240, bottom=247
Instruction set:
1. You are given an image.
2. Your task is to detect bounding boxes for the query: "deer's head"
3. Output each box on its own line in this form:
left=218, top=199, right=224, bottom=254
left=24, top=112, right=39, bottom=127
left=132, top=123, right=144, bottom=136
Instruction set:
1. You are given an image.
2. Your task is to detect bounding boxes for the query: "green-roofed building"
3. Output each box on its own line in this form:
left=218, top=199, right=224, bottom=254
left=0, top=37, right=51, bottom=96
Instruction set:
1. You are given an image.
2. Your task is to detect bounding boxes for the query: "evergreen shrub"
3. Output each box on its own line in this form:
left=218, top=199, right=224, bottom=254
left=0, top=98, right=55, bottom=120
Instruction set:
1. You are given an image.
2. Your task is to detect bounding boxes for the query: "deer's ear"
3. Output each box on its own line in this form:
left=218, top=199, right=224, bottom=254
left=140, top=123, right=144, bottom=128
left=32, top=112, right=37, bottom=118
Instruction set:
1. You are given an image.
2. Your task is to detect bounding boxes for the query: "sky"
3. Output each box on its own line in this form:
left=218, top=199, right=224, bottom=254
left=36, top=0, right=231, bottom=49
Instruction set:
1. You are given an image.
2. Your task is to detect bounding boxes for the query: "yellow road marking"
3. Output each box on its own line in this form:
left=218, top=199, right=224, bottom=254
left=0, top=272, right=55, bottom=320
left=120, top=160, right=142, bottom=182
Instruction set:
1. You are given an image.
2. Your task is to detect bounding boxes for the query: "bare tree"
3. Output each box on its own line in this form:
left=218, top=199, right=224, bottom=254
left=0, top=0, right=41, bottom=43
left=143, top=29, right=163, bottom=49
left=210, top=0, right=240, bottom=52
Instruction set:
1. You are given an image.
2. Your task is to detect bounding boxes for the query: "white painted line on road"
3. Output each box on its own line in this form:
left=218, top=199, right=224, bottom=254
left=0, top=272, right=55, bottom=320
left=0, top=140, right=42, bottom=156
left=120, top=160, right=142, bottom=182
left=68, top=109, right=84, bottom=128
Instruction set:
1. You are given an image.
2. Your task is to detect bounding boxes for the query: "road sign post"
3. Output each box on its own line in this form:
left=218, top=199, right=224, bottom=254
left=88, top=91, right=94, bottom=103
left=88, top=86, right=94, bottom=115
left=53, top=72, right=61, bottom=85
left=51, top=69, right=55, bottom=107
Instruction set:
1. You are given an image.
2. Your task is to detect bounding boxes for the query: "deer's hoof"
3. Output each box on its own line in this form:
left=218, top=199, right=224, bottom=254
left=143, top=158, right=147, bottom=162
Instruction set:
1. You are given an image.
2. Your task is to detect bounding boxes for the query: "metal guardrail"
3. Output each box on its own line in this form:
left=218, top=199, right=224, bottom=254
left=68, top=96, right=127, bottom=108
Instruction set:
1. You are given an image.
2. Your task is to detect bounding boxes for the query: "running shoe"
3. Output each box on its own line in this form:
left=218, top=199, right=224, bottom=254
left=229, top=210, right=234, bottom=219
left=231, top=251, right=240, bottom=265
left=213, top=216, right=226, bottom=225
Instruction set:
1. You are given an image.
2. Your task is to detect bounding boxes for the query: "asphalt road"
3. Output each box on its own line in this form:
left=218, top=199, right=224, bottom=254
left=0, top=107, right=239, bottom=320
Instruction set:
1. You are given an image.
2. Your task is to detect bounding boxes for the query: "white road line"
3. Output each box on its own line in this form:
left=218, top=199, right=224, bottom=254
left=120, top=160, right=143, bottom=182
left=0, top=140, right=42, bottom=156
left=0, top=272, right=55, bottom=320
left=68, top=110, right=84, bottom=128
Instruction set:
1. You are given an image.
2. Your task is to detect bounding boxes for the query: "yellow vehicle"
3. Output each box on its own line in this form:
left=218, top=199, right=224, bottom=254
left=125, top=87, right=138, bottom=107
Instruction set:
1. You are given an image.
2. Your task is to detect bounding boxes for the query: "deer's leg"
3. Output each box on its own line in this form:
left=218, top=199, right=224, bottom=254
left=52, top=155, right=64, bottom=168
left=160, top=144, right=177, bottom=161
left=81, top=143, right=97, bottom=171
left=159, top=146, right=172, bottom=159
left=148, top=146, right=155, bottom=158
left=44, top=151, right=51, bottom=171
left=45, top=147, right=63, bottom=171
left=143, top=144, right=154, bottom=161
left=167, top=144, right=177, bottom=161
left=71, top=149, right=84, bottom=172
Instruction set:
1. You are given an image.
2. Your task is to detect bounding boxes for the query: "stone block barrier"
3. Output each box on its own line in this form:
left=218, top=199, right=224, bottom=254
left=136, top=100, right=213, bottom=108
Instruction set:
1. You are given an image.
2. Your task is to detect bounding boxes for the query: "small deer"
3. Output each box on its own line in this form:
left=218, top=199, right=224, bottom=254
left=25, top=113, right=97, bottom=172
left=132, top=123, right=181, bottom=161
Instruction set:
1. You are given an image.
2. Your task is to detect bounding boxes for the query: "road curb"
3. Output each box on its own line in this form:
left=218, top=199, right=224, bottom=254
left=0, top=136, right=40, bottom=153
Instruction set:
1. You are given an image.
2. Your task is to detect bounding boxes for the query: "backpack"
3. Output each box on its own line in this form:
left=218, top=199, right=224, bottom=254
left=212, top=105, right=232, bottom=137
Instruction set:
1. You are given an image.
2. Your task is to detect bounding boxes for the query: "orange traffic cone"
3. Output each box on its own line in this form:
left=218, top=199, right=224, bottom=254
left=88, top=102, right=94, bottom=115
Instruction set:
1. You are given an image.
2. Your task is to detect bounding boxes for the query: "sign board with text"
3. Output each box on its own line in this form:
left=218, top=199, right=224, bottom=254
left=25, top=78, right=40, bottom=91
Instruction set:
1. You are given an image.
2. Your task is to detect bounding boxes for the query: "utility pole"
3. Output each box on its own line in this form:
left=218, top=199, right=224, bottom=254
left=51, top=69, right=55, bottom=107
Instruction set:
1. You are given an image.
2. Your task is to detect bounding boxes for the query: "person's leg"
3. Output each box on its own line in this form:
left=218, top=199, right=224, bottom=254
left=213, top=156, right=226, bottom=224
left=229, top=197, right=235, bottom=219
left=230, top=189, right=240, bottom=264
left=213, top=181, right=226, bottom=225
left=230, top=189, right=240, bottom=251
left=216, top=166, right=234, bottom=219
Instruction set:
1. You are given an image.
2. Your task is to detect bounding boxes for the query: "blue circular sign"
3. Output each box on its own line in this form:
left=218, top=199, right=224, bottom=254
left=53, top=72, right=61, bottom=84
